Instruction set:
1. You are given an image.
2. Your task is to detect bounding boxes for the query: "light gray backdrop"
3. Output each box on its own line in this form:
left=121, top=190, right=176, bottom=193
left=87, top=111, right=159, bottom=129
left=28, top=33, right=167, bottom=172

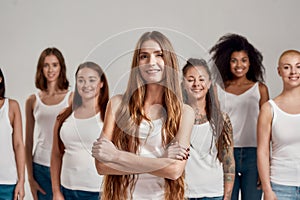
left=0, top=1, right=299, bottom=199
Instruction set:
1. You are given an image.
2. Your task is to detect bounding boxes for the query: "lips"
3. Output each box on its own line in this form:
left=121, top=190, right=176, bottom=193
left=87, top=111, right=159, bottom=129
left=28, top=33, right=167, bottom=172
left=289, top=76, right=299, bottom=80
left=235, top=68, right=244, bottom=73
left=146, top=69, right=161, bottom=74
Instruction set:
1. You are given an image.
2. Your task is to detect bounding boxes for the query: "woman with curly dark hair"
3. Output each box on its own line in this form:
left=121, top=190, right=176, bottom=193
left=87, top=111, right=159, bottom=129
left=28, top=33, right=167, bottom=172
left=210, top=33, right=269, bottom=200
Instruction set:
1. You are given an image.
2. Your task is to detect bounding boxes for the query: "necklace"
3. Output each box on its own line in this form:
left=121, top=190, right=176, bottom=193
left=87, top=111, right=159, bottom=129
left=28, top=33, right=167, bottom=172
left=194, top=108, right=208, bottom=124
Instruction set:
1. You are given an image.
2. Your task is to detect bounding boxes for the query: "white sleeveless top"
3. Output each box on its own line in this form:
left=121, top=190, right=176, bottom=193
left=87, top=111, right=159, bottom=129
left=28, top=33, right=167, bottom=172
left=185, top=122, right=223, bottom=198
left=131, top=118, right=165, bottom=200
left=217, top=83, right=260, bottom=147
left=0, top=99, right=18, bottom=184
left=60, top=112, right=103, bottom=191
left=269, top=100, right=300, bottom=186
left=33, top=91, right=71, bottom=166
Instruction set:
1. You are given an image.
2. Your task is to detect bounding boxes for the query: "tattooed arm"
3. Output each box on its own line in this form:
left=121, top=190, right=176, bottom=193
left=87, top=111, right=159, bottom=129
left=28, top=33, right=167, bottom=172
left=221, top=114, right=235, bottom=200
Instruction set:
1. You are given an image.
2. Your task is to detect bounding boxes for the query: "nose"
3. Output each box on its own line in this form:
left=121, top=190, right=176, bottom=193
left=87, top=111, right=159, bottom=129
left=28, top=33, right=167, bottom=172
left=149, top=54, right=156, bottom=66
left=193, top=80, right=200, bottom=87
left=291, top=66, right=297, bottom=74
left=48, top=65, right=54, bottom=72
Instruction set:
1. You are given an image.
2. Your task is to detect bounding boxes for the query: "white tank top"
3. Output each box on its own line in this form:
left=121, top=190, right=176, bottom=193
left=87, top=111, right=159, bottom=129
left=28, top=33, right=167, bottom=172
left=60, top=112, right=103, bottom=192
left=0, top=99, right=18, bottom=184
left=131, top=118, right=165, bottom=200
left=269, top=100, right=300, bottom=186
left=33, top=91, right=71, bottom=166
left=185, top=122, right=223, bottom=198
left=217, top=83, right=260, bottom=147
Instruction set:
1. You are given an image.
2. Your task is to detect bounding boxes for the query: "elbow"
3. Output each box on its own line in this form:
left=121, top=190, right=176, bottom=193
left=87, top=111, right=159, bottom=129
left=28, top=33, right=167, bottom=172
left=95, top=159, right=108, bottom=175
left=166, top=163, right=184, bottom=180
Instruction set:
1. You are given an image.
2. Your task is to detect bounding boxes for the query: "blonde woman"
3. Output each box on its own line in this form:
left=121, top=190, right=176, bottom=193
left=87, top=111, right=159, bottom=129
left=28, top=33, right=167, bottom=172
left=92, top=31, right=194, bottom=200
left=258, top=50, right=300, bottom=200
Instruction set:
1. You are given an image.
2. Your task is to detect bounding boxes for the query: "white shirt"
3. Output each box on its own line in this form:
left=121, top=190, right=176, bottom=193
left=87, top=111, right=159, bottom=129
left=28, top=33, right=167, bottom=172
left=131, top=118, right=165, bottom=200
left=0, top=99, right=18, bottom=184
left=60, top=112, right=103, bottom=191
left=217, top=83, right=260, bottom=147
left=33, top=91, right=71, bottom=166
left=269, top=100, right=300, bottom=186
left=185, top=122, right=223, bottom=198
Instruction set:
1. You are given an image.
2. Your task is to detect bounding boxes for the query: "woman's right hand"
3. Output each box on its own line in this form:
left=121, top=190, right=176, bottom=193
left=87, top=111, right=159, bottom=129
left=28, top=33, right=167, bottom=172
left=53, top=191, right=65, bottom=200
left=263, top=190, right=277, bottom=200
left=28, top=179, right=46, bottom=200
left=162, top=141, right=189, bottom=160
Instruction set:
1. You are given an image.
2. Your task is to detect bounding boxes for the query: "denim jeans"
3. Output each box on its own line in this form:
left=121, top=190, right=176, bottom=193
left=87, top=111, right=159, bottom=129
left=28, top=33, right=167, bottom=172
left=189, top=196, right=223, bottom=200
left=271, top=182, right=300, bottom=200
left=0, top=184, right=16, bottom=200
left=231, top=147, right=262, bottom=200
left=33, top=162, right=53, bottom=200
left=61, top=186, right=100, bottom=200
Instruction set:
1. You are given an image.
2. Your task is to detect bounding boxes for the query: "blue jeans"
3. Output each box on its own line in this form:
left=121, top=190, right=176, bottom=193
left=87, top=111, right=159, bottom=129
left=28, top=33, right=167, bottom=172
left=231, top=147, right=262, bottom=200
left=33, top=162, right=53, bottom=200
left=0, top=184, right=16, bottom=200
left=61, top=186, right=100, bottom=200
left=271, top=182, right=300, bottom=200
left=189, top=196, right=223, bottom=200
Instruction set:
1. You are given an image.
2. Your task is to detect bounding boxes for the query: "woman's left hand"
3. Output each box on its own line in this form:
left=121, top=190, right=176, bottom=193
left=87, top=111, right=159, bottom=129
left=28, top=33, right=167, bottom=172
left=92, top=137, right=119, bottom=163
left=162, top=141, right=189, bottom=160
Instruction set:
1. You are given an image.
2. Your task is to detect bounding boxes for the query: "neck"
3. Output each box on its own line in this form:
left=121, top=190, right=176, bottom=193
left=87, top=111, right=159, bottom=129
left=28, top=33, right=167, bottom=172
left=188, top=96, right=206, bottom=112
left=188, top=98, right=208, bottom=124
left=282, top=85, right=300, bottom=98
left=229, top=76, right=250, bottom=85
left=45, top=82, right=60, bottom=95
left=80, top=97, right=99, bottom=112
left=144, top=84, right=164, bottom=105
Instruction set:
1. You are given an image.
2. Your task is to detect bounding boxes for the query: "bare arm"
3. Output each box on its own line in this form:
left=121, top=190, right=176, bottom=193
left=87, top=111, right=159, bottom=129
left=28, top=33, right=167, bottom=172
left=257, top=102, right=277, bottom=200
left=93, top=97, right=195, bottom=180
left=259, top=82, right=269, bottom=108
left=50, top=117, right=65, bottom=199
left=10, top=99, right=25, bottom=200
left=25, top=94, right=35, bottom=182
left=25, top=95, right=46, bottom=199
left=222, top=114, right=235, bottom=200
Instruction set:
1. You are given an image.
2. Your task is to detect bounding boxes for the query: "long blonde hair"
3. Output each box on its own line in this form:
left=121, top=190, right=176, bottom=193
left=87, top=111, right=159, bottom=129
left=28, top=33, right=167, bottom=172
left=102, top=31, right=185, bottom=200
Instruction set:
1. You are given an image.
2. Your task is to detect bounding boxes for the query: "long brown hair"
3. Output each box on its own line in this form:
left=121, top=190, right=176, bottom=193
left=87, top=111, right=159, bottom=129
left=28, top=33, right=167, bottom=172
left=102, top=31, right=184, bottom=200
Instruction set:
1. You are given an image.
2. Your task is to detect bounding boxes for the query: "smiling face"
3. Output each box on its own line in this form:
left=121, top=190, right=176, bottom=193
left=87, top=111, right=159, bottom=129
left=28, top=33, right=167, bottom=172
left=76, top=67, right=103, bottom=101
left=183, top=65, right=211, bottom=101
left=230, top=50, right=250, bottom=79
left=138, top=40, right=165, bottom=84
left=278, top=51, right=300, bottom=88
left=42, top=55, right=61, bottom=83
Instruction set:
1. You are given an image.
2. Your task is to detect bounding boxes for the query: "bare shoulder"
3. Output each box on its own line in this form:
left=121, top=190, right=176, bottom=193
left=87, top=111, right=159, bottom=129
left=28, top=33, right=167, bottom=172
left=258, top=82, right=269, bottom=93
left=109, top=94, right=123, bottom=108
left=182, top=104, right=195, bottom=120
left=260, top=100, right=272, bottom=115
left=8, top=98, right=20, bottom=110
left=26, top=94, right=36, bottom=105
left=68, top=91, right=74, bottom=104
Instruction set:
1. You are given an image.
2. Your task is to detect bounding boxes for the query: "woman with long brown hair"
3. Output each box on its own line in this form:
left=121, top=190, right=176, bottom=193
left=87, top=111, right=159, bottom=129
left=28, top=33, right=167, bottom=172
left=92, top=31, right=194, bottom=200
left=51, top=62, right=109, bottom=200
left=25, top=47, right=72, bottom=200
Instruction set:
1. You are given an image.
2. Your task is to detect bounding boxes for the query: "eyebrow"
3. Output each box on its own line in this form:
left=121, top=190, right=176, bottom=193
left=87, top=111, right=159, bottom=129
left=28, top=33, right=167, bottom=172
left=139, top=50, right=163, bottom=54
left=77, top=75, right=98, bottom=78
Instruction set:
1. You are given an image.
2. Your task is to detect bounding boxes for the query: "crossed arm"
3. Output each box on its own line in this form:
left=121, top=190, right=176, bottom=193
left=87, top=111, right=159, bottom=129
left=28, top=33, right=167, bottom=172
left=92, top=96, right=195, bottom=180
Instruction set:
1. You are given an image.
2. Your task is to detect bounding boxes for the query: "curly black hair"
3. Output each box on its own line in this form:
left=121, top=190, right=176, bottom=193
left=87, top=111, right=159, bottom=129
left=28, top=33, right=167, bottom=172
left=209, top=33, right=265, bottom=83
